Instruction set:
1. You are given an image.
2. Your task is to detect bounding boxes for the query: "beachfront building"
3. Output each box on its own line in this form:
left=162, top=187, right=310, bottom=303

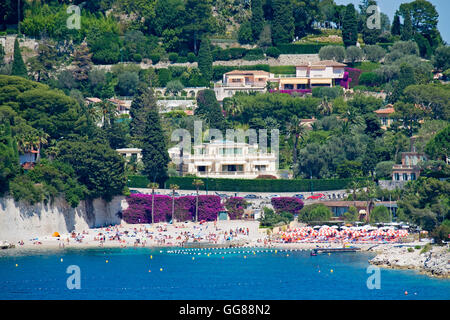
left=214, top=70, right=273, bottom=101
left=317, top=201, right=398, bottom=219
left=270, top=60, right=350, bottom=94
left=374, top=105, right=395, bottom=130
left=169, top=140, right=278, bottom=179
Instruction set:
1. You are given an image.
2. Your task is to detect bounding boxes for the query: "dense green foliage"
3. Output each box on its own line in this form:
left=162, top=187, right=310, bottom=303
left=298, top=204, right=332, bottom=222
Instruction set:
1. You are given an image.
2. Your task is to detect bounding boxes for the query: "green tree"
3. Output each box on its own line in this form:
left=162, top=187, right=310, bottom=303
left=57, top=139, right=126, bottom=201
left=141, top=100, right=170, bottom=185
left=401, top=10, right=413, bottom=41
left=342, top=4, right=358, bottom=48
left=71, top=42, right=92, bottom=82
left=370, top=205, right=390, bottom=223
left=343, top=206, right=359, bottom=222
left=319, top=45, right=346, bottom=62
left=184, top=0, right=216, bottom=53
left=271, top=0, right=294, bottom=46
left=346, top=46, right=363, bottom=63
left=0, top=121, right=19, bottom=194
left=391, top=14, right=401, bottom=35
left=11, top=38, right=27, bottom=78
left=197, top=37, right=213, bottom=82
left=251, top=0, right=265, bottom=41
left=298, top=204, right=332, bottom=222
left=195, top=89, right=226, bottom=131
left=27, top=39, right=57, bottom=82
left=130, top=87, right=158, bottom=147
left=424, top=125, right=449, bottom=161
left=433, top=46, right=450, bottom=71
left=238, top=20, right=253, bottom=44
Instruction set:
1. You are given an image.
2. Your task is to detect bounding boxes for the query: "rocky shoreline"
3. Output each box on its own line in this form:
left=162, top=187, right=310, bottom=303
left=369, top=245, right=450, bottom=279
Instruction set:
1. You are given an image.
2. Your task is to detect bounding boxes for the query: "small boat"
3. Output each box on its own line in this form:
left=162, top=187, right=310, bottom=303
left=310, top=250, right=317, bottom=256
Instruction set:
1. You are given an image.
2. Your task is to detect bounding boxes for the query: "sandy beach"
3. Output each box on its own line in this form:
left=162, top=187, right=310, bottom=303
left=2, top=220, right=448, bottom=278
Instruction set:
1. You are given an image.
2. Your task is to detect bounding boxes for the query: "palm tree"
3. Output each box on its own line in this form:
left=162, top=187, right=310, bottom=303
left=170, top=184, right=179, bottom=222
left=317, top=98, right=333, bottom=116
left=192, top=179, right=204, bottom=222
left=95, top=101, right=118, bottom=128
left=147, top=182, right=159, bottom=224
left=364, top=180, right=377, bottom=223
left=223, top=96, right=242, bottom=117
left=286, top=116, right=307, bottom=177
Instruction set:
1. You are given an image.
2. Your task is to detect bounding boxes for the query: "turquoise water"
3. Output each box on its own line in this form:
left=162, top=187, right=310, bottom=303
left=0, top=247, right=449, bottom=300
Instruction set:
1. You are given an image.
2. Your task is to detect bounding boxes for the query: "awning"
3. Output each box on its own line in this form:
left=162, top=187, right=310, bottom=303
left=195, top=162, right=212, bottom=166
left=280, top=78, right=308, bottom=85
left=252, top=161, right=270, bottom=165
left=226, top=75, right=245, bottom=80
left=310, top=78, right=332, bottom=84
left=220, top=161, right=246, bottom=165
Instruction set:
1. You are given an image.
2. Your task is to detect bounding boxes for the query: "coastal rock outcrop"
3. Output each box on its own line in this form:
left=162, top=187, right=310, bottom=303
left=0, top=196, right=126, bottom=242
left=369, top=245, right=450, bottom=278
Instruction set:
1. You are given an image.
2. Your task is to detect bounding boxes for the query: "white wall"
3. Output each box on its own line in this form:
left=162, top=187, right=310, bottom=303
left=0, top=196, right=127, bottom=242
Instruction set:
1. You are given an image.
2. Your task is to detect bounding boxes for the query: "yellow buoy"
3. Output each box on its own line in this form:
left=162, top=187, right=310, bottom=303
left=15, top=264, right=18, bottom=267
left=60, top=258, right=63, bottom=262
left=275, top=250, right=277, bottom=254
left=287, top=254, right=289, bottom=257
left=244, top=256, right=247, bottom=259
left=330, top=269, right=334, bottom=273
left=160, top=268, right=163, bottom=272
left=150, top=255, right=153, bottom=259
left=106, top=260, right=109, bottom=263
left=328, top=253, right=331, bottom=256
left=192, top=257, right=195, bottom=260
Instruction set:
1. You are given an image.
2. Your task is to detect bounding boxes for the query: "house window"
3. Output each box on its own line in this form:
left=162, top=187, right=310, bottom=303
left=394, top=173, right=400, bottom=181
left=410, top=173, right=416, bottom=180
left=402, top=173, right=408, bottom=181
left=222, top=165, right=243, bottom=172
left=197, top=166, right=206, bottom=172
left=284, top=84, right=294, bottom=90
left=255, top=165, right=266, bottom=172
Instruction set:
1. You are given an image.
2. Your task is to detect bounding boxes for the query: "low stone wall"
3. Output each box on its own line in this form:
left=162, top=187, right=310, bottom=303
left=0, top=196, right=127, bottom=242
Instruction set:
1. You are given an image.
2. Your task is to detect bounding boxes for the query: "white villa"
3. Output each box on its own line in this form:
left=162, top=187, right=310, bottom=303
left=169, top=140, right=278, bottom=179
left=214, top=60, right=350, bottom=101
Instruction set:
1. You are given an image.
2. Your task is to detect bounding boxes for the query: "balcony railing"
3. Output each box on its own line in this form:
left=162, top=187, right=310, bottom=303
left=216, top=82, right=267, bottom=88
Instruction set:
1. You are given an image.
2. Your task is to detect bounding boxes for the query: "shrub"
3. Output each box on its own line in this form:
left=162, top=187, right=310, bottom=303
left=271, top=197, right=304, bottom=215
left=187, top=52, right=197, bottom=63
left=312, top=86, right=343, bottom=99
left=407, top=247, right=414, bottom=253
left=364, top=45, right=386, bottom=62
left=150, top=54, right=160, bottom=64
left=319, top=45, right=346, bottom=62
left=168, top=52, right=179, bottom=63
left=122, top=194, right=223, bottom=223
left=265, top=47, right=281, bottom=59
left=132, top=53, right=142, bottom=62
left=259, top=208, right=294, bottom=227
left=359, top=72, right=382, bottom=87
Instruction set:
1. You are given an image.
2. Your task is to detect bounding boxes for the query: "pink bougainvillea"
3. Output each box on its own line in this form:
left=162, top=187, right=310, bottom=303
left=123, top=194, right=223, bottom=223
left=271, top=197, right=304, bottom=215
left=224, top=197, right=249, bottom=220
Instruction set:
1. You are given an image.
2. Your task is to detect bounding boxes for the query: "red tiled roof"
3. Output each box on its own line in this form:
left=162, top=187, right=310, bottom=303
left=374, top=107, right=395, bottom=114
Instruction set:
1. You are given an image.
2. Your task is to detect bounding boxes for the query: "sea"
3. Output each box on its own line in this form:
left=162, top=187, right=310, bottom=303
left=0, top=247, right=449, bottom=300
